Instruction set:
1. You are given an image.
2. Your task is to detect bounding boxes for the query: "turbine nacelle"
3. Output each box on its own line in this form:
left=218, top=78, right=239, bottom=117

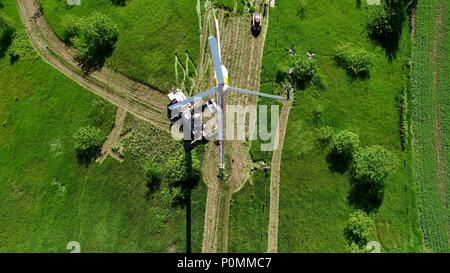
left=215, top=65, right=229, bottom=87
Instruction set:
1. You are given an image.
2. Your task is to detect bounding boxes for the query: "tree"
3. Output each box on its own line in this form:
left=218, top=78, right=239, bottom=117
left=63, top=12, right=119, bottom=70
left=290, top=56, right=316, bottom=88
left=367, top=8, right=394, bottom=41
left=335, top=43, right=373, bottom=76
left=316, top=125, right=334, bottom=144
left=144, top=161, right=162, bottom=194
left=8, top=29, right=35, bottom=62
left=353, top=145, right=396, bottom=186
left=73, top=126, right=105, bottom=163
left=0, top=12, right=15, bottom=56
left=330, top=130, right=360, bottom=159
left=344, top=210, right=374, bottom=247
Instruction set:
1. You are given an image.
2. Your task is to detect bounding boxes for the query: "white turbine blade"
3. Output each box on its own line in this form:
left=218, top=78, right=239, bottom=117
left=214, top=18, right=222, bottom=59
left=208, top=36, right=224, bottom=85
left=227, top=86, right=285, bottom=100
left=168, top=88, right=217, bottom=111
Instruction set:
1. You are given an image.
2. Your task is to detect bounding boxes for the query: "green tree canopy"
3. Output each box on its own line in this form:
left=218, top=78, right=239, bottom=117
left=291, top=56, right=317, bottom=88
left=0, top=12, right=15, bottom=56
left=352, top=145, right=397, bottom=186
left=73, top=126, right=105, bottom=163
left=330, top=130, right=360, bottom=158
left=344, top=210, right=374, bottom=247
left=335, top=43, right=373, bottom=76
left=367, top=8, right=394, bottom=40
left=62, top=12, right=119, bottom=70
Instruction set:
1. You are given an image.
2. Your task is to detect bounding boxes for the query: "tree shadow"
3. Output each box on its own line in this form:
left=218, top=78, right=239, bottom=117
left=326, top=151, right=352, bottom=174
left=76, top=147, right=101, bottom=167
left=347, top=178, right=384, bottom=213
left=111, top=0, right=127, bottom=7
left=0, top=29, right=14, bottom=59
left=356, top=0, right=361, bottom=9
left=76, top=48, right=114, bottom=74
left=181, top=142, right=199, bottom=253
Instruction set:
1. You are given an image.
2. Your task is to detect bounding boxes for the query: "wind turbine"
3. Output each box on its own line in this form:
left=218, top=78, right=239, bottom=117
left=169, top=19, right=284, bottom=173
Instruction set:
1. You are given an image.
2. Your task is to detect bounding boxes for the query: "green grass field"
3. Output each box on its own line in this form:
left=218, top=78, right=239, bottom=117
left=228, top=170, right=270, bottom=252
left=39, top=0, right=200, bottom=92
left=259, top=0, right=422, bottom=252
left=410, top=0, right=450, bottom=252
left=0, top=2, right=205, bottom=252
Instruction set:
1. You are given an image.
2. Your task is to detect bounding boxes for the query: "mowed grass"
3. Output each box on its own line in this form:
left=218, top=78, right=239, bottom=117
left=260, top=1, right=422, bottom=252
left=228, top=170, right=270, bottom=252
left=0, top=3, right=206, bottom=252
left=410, top=0, right=449, bottom=252
left=39, top=0, right=200, bottom=91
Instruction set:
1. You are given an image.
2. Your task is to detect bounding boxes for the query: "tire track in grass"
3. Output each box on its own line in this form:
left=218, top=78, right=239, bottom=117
left=17, top=0, right=169, bottom=132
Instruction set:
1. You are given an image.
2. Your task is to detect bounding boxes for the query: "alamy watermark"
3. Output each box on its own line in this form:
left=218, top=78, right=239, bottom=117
left=170, top=102, right=280, bottom=152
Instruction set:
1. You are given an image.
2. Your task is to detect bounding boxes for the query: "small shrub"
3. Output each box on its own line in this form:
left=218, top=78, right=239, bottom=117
left=399, top=92, right=408, bottom=150
left=62, top=12, right=119, bottom=70
left=311, top=72, right=327, bottom=91
left=73, top=126, right=105, bottom=164
left=291, top=56, right=316, bottom=88
left=367, top=8, right=394, bottom=41
left=144, top=161, right=162, bottom=193
left=352, top=145, right=397, bottom=186
left=330, top=130, right=360, bottom=159
left=316, top=126, right=334, bottom=144
left=344, top=210, right=374, bottom=247
left=61, top=14, right=82, bottom=43
left=8, top=30, right=35, bottom=61
left=0, top=12, right=15, bottom=55
left=335, top=43, right=373, bottom=76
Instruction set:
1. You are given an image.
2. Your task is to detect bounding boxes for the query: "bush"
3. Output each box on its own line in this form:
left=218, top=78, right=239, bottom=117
left=7, top=30, right=35, bottom=62
left=349, top=145, right=396, bottom=211
left=399, top=93, right=408, bottom=150
left=63, top=12, right=119, bottom=70
left=311, top=72, right=327, bottom=91
left=61, top=14, right=82, bottom=43
left=335, top=43, right=373, bottom=76
left=344, top=210, right=374, bottom=247
left=144, top=161, right=162, bottom=193
left=0, top=13, right=15, bottom=55
left=73, top=126, right=105, bottom=163
left=330, top=130, right=360, bottom=159
left=316, top=126, right=334, bottom=144
left=352, top=145, right=396, bottom=187
left=367, top=8, right=394, bottom=41
left=291, top=56, right=316, bottom=88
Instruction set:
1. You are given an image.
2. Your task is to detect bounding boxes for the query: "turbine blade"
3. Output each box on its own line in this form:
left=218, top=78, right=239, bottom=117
left=227, top=86, right=285, bottom=100
left=168, top=88, right=217, bottom=111
left=208, top=36, right=224, bottom=85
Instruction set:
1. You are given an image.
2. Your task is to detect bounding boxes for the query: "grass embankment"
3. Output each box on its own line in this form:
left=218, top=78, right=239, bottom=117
left=39, top=0, right=199, bottom=92
left=410, top=0, right=449, bottom=252
left=261, top=0, right=422, bottom=252
left=0, top=2, right=205, bottom=252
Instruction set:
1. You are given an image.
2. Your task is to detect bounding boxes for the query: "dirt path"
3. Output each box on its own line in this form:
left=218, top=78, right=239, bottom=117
left=97, top=107, right=127, bottom=163
left=17, top=0, right=169, bottom=132
left=267, top=99, right=291, bottom=253
left=201, top=7, right=273, bottom=252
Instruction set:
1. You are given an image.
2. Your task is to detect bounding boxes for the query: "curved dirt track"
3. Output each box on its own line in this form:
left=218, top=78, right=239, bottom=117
left=17, top=0, right=169, bottom=131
